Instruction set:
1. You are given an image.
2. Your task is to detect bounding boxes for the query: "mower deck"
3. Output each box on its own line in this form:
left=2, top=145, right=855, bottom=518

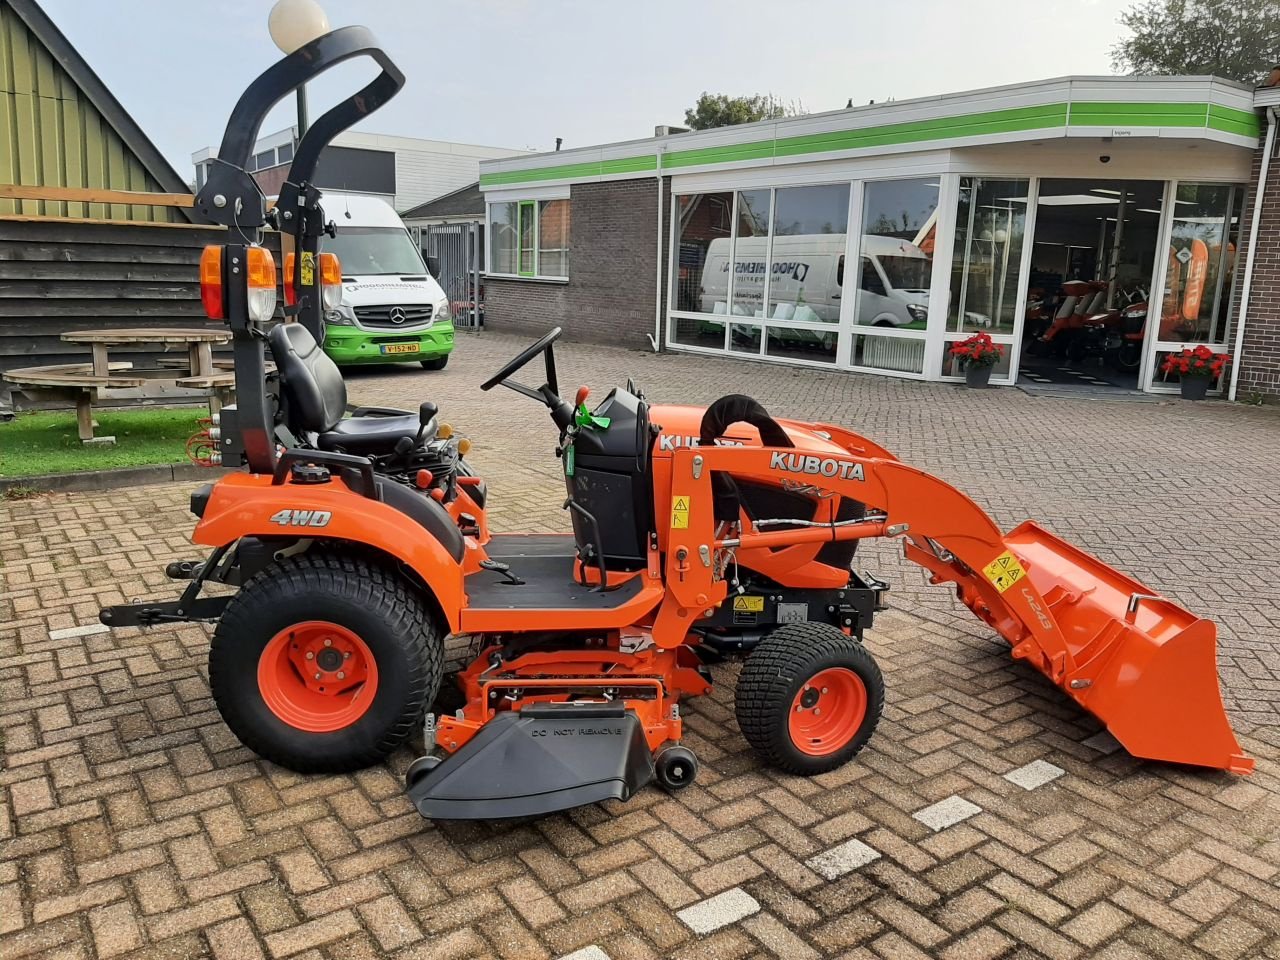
left=408, top=703, right=655, bottom=820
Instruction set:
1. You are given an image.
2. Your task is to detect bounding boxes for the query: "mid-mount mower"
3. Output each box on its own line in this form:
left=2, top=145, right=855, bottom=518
left=101, top=26, right=1251, bottom=822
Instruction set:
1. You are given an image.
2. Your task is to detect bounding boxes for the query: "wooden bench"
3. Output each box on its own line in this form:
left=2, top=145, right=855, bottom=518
left=4, top=362, right=149, bottom=441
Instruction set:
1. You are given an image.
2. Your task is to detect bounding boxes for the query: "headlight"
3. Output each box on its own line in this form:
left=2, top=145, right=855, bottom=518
left=434, top=297, right=452, bottom=324
left=324, top=305, right=356, bottom=326
left=907, top=303, right=928, bottom=323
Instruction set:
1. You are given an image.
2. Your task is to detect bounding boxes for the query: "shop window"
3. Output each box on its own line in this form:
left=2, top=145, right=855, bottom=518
left=489, top=202, right=518, bottom=274
left=729, top=322, right=763, bottom=355
left=767, top=183, right=850, bottom=324
left=766, top=327, right=837, bottom=364
left=1159, top=183, right=1244, bottom=346
left=278, top=142, right=294, bottom=164
left=538, top=199, right=570, bottom=278
left=853, top=179, right=937, bottom=334
left=674, top=192, right=734, bottom=314
left=732, top=190, right=771, bottom=317
left=487, top=198, right=571, bottom=279
left=949, top=177, right=1028, bottom=335
left=671, top=316, right=726, bottom=349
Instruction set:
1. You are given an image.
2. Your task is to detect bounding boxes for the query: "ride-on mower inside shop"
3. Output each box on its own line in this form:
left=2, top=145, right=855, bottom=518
left=100, top=25, right=1251, bottom=823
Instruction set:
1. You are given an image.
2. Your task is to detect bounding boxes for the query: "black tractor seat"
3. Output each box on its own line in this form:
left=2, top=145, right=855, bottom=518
left=267, top=322, right=437, bottom=456
left=318, top=410, right=434, bottom=455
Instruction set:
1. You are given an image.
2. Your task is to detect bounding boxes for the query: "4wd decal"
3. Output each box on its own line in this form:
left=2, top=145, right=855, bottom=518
left=269, top=509, right=332, bottom=528
left=769, top=451, right=865, bottom=481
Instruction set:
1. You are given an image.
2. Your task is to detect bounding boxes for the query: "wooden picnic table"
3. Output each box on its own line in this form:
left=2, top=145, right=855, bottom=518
left=4, top=328, right=250, bottom=442
left=61, top=327, right=231, bottom=379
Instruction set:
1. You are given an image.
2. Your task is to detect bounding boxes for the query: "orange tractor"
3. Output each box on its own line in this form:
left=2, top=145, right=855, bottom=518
left=101, top=25, right=1250, bottom=821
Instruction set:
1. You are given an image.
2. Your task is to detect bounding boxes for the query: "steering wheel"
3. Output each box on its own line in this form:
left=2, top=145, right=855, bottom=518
left=481, top=326, right=562, bottom=393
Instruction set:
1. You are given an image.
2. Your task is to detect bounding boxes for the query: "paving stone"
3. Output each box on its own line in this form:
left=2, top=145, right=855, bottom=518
left=1003, top=759, right=1065, bottom=790
left=557, top=948, right=611, bottom=960
left=805, top=837, right=881, bottom=880
left=913, top=796, right=982, bottom=832
left=47, top=623, right=110, bottom=641
left=676, top=888, right=761, bottom=935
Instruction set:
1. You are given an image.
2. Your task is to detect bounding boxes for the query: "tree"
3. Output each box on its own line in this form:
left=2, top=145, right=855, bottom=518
left=683, top=93, right=805, bottom=131
left=1112, top=0, right=1280, bottom=85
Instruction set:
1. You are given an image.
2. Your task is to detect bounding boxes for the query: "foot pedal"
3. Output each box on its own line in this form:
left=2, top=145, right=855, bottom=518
left=479, top=559, right=524, bottom=585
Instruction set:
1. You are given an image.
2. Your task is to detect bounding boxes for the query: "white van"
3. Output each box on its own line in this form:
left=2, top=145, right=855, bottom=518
left=698, top=234, right=933, bottom=328
left=316, top=195, right=455, bottom=370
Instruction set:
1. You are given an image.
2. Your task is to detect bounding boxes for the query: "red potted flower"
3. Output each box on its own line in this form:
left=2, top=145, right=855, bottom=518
left=950, top=333, right=1004, bottom=388
left=1160, top=346, right=1229, bottom=400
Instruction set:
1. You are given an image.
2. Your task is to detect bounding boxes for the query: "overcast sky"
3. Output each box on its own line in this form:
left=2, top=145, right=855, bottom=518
left=40, top=0, right=1132, bottom=180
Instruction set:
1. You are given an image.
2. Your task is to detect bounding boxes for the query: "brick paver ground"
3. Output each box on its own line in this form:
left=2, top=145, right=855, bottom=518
left=3, top=330, right=1280, bottom=960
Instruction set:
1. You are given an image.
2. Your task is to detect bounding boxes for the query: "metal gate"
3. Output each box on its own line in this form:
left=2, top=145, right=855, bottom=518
left=414, top=223, right=484, bottom=330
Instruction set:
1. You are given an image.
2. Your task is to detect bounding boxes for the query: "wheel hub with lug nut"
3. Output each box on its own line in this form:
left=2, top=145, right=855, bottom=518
left=257, top=621, right=379, bottom=733
left=787, top=667, right=867, bottom=757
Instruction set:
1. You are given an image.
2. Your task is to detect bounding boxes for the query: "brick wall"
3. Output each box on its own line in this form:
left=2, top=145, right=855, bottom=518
left=1237, top=137, right=1280, bottom=399
left=485, top=179, right=664, bottom=349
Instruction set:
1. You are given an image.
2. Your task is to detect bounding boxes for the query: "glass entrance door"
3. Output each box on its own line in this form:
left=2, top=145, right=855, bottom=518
left=1142, top=182, right=1246, bottom=394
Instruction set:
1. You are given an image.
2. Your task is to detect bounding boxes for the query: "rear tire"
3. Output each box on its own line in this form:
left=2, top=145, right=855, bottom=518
left=735, top=623, right=883, bottom=776
left=210, top=553, right=442, bottom=773
left=420, top=355, right=449, bottom=371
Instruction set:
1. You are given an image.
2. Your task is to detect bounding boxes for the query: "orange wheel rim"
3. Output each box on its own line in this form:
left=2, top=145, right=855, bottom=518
left=257, top=621, right=379, bottom=733
left=787, top=667, right=866, bottom=757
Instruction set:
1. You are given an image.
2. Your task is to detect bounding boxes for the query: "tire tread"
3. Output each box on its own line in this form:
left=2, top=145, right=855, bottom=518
left=210, top=551, right=441, bottom=773
left=735, top=622, right=884, bottom=776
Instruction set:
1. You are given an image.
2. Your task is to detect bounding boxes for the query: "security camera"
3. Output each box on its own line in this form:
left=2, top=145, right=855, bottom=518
left=1099, top=155, right=1111, bottom=164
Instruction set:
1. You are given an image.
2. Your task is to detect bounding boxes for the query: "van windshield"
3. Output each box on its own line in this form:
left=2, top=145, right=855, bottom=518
left=322, top=227, right=426, bottom=276
left=878, top=255, right=931, bottom=292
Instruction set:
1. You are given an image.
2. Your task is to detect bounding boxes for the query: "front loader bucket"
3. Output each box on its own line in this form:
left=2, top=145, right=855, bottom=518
left=1004, top=522, right=1252, bottom=773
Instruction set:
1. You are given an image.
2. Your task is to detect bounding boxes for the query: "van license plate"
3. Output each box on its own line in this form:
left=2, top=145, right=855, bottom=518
left=381, top=343, right=419, bottom=355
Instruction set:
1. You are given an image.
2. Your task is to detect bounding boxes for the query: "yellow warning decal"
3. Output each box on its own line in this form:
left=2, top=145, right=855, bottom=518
left=983, top=550, right=1027, bottom=593
left=671, top=495, right=690, bottom=529
left=733, top=596, right=765, bottom=613
left=300, top=251, right=315, bottom=286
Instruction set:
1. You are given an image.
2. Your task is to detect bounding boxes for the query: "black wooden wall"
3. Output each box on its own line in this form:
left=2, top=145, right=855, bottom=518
left=0, top=218, right=280, bottom=404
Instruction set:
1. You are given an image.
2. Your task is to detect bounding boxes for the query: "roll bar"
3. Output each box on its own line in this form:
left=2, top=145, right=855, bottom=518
left=192, top=25, right=405, bottom=236
left=193, top=25, right=405, bottom=476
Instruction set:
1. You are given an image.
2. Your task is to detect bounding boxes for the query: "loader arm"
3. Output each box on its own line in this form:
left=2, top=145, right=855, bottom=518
left=662, top=445, right=1252, bottom=774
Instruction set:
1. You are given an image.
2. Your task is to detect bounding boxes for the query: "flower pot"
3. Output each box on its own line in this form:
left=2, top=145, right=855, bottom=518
left=1179, top=376, right=1211, bottom=401
left=965, top=363, right=993, bottom=389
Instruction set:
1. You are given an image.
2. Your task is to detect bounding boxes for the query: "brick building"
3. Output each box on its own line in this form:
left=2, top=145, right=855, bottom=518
left=478, top=75, right=1280, bottom=400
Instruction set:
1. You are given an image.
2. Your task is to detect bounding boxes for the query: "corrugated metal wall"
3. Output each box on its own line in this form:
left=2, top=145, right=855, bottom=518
left=0, top=2, right=177, bottom=222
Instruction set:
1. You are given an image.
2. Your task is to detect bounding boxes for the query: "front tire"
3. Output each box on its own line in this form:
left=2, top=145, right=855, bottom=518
left=735, top=623, right=884, bottom=776
left=210, top=553, right=442, bottom=773
left=420, top=355, right=449, bottom=371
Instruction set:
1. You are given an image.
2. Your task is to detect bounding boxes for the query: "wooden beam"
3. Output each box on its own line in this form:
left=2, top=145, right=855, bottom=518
left=0, top=183, right=195, bottom=208
left=0, top=213, right=215, bottom=230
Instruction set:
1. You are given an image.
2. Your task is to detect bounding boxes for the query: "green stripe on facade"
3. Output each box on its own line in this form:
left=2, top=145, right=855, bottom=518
left=1068, top=100, right=1208, bottom=127
left=483, top=99, right=1260, bottom=187
left=773, top=103, right=1069, bottom=159
left=1207, top=104, right=1263, bottom=137
left=480, top=153, right=657, bottom=187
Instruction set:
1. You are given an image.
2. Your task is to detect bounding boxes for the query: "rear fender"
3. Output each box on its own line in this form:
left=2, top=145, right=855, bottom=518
left=192, top=472, right=465, bottom=632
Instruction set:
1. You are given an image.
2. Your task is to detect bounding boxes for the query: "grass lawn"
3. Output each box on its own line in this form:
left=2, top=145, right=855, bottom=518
left=0, top=407, right=203, bottom=478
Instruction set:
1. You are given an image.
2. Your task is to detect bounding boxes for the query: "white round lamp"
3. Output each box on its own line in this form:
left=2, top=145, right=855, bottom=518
left=268, top=0, right=330, bottom=54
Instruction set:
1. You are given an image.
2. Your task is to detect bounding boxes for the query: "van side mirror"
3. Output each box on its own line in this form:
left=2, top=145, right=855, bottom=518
left=424, top=255, right=441, bottom=278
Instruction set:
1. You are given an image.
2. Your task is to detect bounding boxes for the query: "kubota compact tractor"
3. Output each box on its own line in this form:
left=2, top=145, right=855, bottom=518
left=100, top=25, right=1251, bottom=822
